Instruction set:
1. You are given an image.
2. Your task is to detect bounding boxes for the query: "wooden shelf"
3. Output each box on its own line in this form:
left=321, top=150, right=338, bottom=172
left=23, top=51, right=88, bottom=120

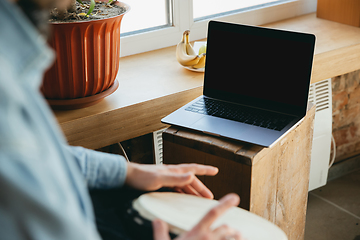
left=54, top=13, right=360, bottom=149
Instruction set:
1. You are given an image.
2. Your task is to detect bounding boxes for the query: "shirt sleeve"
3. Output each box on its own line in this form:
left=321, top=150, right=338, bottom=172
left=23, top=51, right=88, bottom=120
left=65, top=145, right=128, bottom=189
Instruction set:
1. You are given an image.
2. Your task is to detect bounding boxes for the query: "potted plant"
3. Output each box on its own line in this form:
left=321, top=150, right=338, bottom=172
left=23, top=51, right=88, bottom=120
left=41, top=0, right=130, bottom=109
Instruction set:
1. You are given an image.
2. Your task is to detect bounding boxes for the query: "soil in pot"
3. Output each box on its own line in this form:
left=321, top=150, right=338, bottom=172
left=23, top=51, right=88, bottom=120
left=50, top=1, right=126, bottom=22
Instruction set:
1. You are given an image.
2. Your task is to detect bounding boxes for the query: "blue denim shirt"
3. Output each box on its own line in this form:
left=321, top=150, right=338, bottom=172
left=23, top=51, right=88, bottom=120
left=0, top=0, right=128, bottom=239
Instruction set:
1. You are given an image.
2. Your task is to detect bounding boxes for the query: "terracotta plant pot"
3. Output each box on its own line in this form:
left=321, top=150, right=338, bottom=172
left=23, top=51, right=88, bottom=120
left=42, top=1, right=130, bottom=109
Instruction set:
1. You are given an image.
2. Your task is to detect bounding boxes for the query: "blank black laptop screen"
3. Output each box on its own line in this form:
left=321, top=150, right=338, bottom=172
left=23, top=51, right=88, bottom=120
left=203, top=21, right=316, bottom=117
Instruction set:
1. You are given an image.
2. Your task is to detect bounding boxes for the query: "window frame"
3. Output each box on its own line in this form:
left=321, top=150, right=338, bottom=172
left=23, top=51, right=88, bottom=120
left=119, top=0, right=317, bottom=57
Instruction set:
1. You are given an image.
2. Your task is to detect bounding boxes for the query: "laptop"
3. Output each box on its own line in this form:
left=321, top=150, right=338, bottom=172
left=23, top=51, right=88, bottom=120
left=162, top=20, right=316, bottom=147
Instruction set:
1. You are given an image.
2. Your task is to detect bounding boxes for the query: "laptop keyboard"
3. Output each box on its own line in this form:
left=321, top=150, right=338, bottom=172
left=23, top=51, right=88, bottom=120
left=185, top=98, right=294, bottom=131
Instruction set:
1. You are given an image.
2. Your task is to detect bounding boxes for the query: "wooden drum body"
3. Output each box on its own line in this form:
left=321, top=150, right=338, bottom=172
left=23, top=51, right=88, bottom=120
left=132, top=192, right=288, bottom=240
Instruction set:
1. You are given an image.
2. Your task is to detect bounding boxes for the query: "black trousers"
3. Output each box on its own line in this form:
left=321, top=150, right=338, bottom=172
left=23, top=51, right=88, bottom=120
left=89, top=187, right=151, bottom=240
left=89, top=187, right=177, bottom=240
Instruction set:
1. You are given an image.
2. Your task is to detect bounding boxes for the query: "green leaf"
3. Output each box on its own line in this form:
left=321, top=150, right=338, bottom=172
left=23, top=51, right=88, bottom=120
left=76, top=0, right=84, bottom=4
left=86, top=0, right=95, bottom=16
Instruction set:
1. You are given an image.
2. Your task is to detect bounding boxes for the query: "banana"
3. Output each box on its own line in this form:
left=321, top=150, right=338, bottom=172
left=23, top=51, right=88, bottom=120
left=176, top=30, right=202, bottom=67
left=185, top=38, right=196, bottom=56
left=192, top=53, right=206, bottom=69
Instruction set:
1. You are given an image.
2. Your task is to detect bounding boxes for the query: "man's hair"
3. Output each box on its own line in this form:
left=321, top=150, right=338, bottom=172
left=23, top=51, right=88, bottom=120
left=17, top=0, right=51, bottom=38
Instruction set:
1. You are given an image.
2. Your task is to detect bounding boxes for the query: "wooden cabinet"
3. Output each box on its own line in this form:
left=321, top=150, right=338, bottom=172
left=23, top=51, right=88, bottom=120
left=317, top=0, right=360, bottom=27
left=163, top=105, right=315, bottom=240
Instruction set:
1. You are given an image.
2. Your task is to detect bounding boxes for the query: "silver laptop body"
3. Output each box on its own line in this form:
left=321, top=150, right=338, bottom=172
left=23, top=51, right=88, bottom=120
left=162, top=21, right=316, bottom=147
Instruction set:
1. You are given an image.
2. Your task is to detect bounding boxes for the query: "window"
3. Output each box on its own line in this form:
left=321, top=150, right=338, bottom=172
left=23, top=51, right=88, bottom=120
left=120, top=0, right=317, bottom=57
left=193, top=0, right=284, bottom=20
left=120, top=0, right=172, bottom=36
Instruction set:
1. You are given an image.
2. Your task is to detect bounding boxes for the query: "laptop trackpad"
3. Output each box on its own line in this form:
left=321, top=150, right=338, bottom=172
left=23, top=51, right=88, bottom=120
left=191, top=116, right=249, bottom=138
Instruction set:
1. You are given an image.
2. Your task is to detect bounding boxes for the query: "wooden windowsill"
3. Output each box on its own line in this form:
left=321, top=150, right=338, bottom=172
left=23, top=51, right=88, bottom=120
left=54, top=13, right=360, bottom=149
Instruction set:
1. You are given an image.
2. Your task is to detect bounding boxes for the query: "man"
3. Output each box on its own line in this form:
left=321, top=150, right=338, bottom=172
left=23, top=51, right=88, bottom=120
left=0, top=0, right=242, bottom=239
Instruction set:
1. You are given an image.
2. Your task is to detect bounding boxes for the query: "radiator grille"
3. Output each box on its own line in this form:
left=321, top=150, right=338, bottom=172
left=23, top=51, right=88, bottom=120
left=308, top=79, right=331, bottom=112
left=153, top=128, right=167, bottom=164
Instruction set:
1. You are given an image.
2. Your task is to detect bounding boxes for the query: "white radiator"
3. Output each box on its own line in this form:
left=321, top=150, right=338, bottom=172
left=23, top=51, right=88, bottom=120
left=308, top=78, right=333, bottom=191
left=153, top=128, right=167, bottom=164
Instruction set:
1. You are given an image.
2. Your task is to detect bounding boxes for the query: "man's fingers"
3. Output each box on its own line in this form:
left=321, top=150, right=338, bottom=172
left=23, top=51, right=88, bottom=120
left=173, top=187, right=185, bottom=194
left=194, top=193, right=240, bottom=231
left=189, top=177, right=214, bottom=199
left=168, top=164, right=219, bottom=176
left=179, top=177, right=214, bottom=199
left=213, top=225, right=232, bottom=238
left=179, top=184, right=199, bottom=197
left=213, top=225, right=243, bottom=240
left=160, top=173, right=214, bottom=200
left=159, top=172, right=194, bottom=188
left=152, top=219, right=171, bottom=240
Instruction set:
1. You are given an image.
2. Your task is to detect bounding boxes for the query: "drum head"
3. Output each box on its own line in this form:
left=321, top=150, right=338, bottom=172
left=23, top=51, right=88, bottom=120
left=133, top=192, right=288, bottom=240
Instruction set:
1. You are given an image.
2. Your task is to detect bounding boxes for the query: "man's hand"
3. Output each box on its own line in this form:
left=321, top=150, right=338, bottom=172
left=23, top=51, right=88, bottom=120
left=125, top=162, right=218, bottom=199
left=152, top=193, right=243, bottom=240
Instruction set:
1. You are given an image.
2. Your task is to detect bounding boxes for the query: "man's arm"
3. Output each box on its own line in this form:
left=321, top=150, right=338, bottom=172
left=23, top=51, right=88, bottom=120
left=66, top=144, right=219, bottom=198
left=65, top=145, right=128, bottom=189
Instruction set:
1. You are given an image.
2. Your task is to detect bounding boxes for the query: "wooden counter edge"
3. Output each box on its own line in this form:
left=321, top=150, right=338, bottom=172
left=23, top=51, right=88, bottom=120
left=312, top=43, right=360, bottom=83
left=62, top=87, right=203, bottom=149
